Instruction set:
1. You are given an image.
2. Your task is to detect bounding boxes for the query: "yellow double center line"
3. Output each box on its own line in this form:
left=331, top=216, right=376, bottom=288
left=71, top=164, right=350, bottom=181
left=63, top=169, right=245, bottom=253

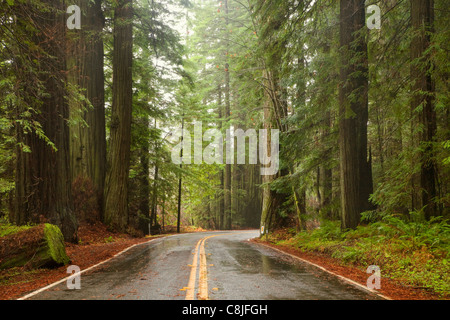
left=184, top=231, right=255, bottom=300
left=185, top=234, right=223, bottom=300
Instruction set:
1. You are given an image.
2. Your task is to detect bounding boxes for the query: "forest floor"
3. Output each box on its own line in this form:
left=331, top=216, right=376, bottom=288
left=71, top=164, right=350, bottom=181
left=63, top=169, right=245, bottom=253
left=253, top=228, right=449, bottom=300
left=0, top=222, right=203, bottom=300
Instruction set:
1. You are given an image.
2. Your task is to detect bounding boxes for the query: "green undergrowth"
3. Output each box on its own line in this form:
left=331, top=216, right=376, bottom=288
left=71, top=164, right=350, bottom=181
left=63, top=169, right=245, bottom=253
left=268, top=214, right=450, bottom=298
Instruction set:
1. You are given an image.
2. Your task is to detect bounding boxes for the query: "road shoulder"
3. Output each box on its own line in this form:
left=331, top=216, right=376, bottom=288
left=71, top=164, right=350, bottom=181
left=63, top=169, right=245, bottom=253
left=250, top=238, right=443, bottom=300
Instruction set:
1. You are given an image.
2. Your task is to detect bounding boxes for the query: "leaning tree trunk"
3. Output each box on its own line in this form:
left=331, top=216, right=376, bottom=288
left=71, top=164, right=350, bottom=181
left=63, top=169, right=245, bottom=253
left=104, top=0, right=133, bottom=232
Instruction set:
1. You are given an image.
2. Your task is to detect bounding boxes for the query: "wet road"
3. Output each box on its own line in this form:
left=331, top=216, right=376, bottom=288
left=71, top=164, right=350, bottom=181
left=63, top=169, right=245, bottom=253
left=24, top=230, right=383, bottom=300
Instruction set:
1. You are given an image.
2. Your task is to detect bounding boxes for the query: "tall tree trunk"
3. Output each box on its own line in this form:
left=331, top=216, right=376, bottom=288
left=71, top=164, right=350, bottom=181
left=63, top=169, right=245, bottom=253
left=14, top=0, right=77, bottom=242
left=259, top=70, right=289, bottom=235
left=177, top=117, right=184, bottom=233
left=224, top=66, right=232, bottom=229
left=177, top=172, right=182, bottom=233
left=217, top=85, right=225, bottom=230
left=151, top=164, right=159, bottom=228
left=321, top=110, right=333, bottom=220
left=68, top=0, right=106, bottom=220
left=104, top=0, right=133, bottom=232
left=223, top=0, right=232, bottom=230
left=161, top=194, right=166, bottom=232
left=411, top=0, right=437, bottom=220
left=138, top=117, right=150, bottom=234
left=244, top=164, right=262, bottom=228
left=293, top=186, right=307, bottom=231
left=339, top=0, right=372, bottom=230
left=260, top=91, right=273, bottom=235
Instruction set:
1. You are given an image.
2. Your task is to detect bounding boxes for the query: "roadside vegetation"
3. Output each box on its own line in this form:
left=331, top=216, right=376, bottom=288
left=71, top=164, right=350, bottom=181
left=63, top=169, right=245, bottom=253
left=264, top=213, right=450, bottom=298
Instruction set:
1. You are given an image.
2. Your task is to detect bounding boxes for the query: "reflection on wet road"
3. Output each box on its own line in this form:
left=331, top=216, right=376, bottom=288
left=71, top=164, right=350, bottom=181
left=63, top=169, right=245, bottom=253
left=24, top=230, right=383, bottom=300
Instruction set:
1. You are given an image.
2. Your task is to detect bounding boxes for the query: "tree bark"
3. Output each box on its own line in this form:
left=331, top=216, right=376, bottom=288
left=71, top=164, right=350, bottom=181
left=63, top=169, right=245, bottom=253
left=138, top=117, right=150, bottom=234
left=321, top=167, right=333, bottom=219
left=217, top=85, right=225, bottom=230
left=68, top=0, right=106, bottom=221
left=411, top=0, right=437, bottom=220
left=104, top=0, right=133, bottom=232
left=321, top=111, right=333, bottom=220
left=177, top=117, right=184, bottom=233
left=14, top=0, right=77, bottom=242
left=259, top=71, right=289, bottom=235
left=223, top=0, right=232, bottom=230
left=339, top=0, right=372, bottom=230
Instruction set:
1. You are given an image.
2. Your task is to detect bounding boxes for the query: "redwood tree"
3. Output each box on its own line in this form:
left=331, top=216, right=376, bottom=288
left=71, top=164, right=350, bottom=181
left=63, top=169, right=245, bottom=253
left=410, top=0, right=437, bottom=220
left=14, top=0, right=78, bottom=242
left=104, top=0, right=134, bottom=232
left=68, top=0, right=106, bottom=221
left=339, top=0, right=373, bottom=230
left=223, top=0, right=232, bottom=230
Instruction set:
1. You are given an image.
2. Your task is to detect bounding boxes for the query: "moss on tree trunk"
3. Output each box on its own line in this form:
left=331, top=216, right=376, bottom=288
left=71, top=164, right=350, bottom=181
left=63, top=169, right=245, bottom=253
left=0, top=224, right=70, bottom=270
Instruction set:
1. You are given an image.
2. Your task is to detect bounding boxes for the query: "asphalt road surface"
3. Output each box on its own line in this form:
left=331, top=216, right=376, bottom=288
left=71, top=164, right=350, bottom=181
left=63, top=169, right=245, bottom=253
left=23, top=230, right=384, bottom=300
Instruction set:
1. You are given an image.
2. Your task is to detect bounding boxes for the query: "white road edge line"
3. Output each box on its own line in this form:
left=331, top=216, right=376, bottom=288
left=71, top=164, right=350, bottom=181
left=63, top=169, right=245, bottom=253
left=17, top=235, right=175, bottom=300
left=251, top=239, right=392, bottom=300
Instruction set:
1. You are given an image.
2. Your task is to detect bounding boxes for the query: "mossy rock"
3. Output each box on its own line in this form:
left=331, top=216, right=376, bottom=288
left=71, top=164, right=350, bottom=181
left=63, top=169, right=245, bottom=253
left=0, top=223, right=70, bottom=270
